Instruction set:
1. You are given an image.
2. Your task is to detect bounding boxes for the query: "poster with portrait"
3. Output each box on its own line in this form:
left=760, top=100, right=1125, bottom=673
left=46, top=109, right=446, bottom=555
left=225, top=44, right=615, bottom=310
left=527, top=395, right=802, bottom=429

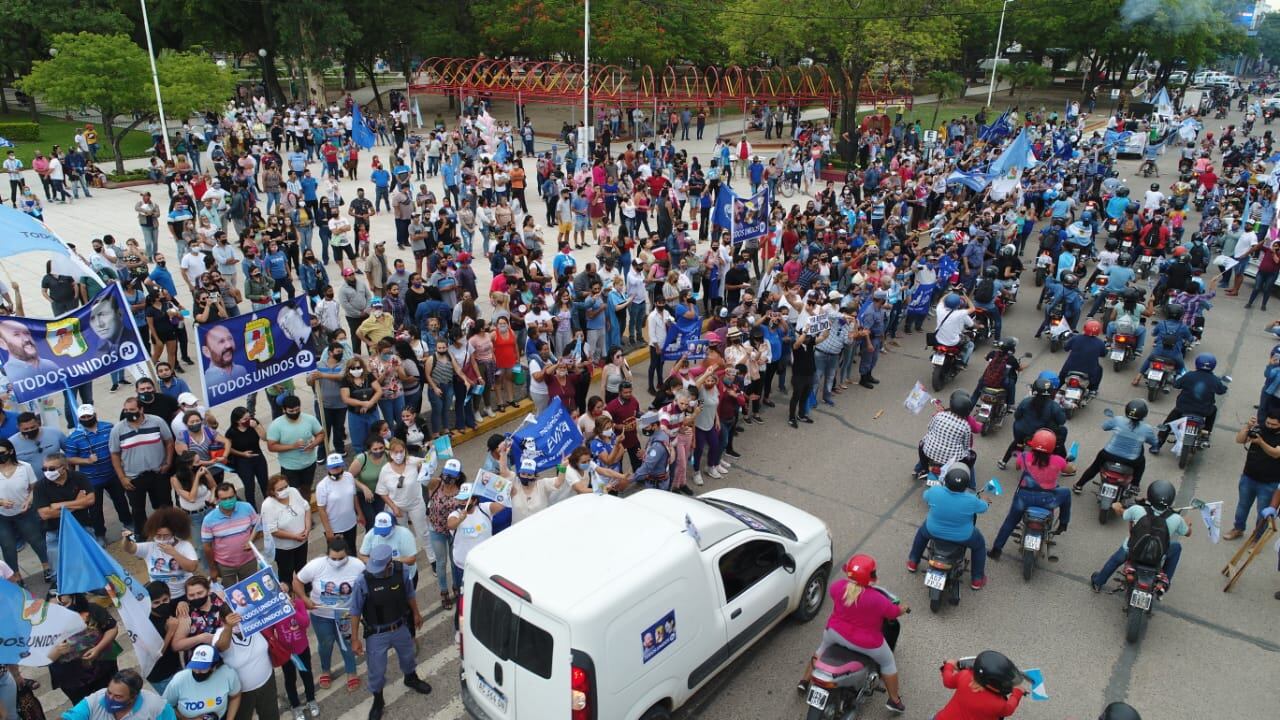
left=641, top=610, right=677, bottom=663
left=222, top=567, right=295, bottom=637
left=731, top=187, right=771, bottom=246
left=0, top=283, right=150, bottom=403
left=195, top=296, right=317, bottom=407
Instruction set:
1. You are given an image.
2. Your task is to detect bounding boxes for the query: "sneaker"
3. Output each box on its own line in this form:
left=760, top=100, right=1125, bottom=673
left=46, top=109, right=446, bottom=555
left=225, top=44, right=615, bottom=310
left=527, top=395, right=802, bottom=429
left=109, top=384, right=119, bottom=392
left=906, top=560, right=918, bottom=573
left=885, top=698, right=906, bottom=714
left=1221, top=528, right=1244, bottom=541
left=1072, top=484, right=1084, bottom=495
left=293, top=707, right=306, bottom=720
left=987, top=548, right=1002, bottom=561
left=970, top=577, right=987, bottom=590
left=308, top=702, right=320, bottom=717
left=692, top=472, right=705, bottom=486
left=707, top=467, right=723, bottom=480
left=42, top=568, right=55, bottom=583
left=716, top=461, right=731, bottom=472
left=724, top=448, right=742, bottom=459
left=996, top=459, right=1008, bottom=470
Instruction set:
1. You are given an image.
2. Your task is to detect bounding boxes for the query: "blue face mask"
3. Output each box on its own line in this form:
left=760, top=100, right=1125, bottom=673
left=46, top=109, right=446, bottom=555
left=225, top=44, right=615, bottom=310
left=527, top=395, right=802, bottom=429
left=104, top=696, right=131, bottom=713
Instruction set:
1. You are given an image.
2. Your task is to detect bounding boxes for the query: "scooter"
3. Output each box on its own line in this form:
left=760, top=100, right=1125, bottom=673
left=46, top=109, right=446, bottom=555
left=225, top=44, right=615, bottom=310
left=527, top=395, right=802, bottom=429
left=1108, top=321, right=1140, bottom=370
left=1055, top=371, right=1094, bottom=418
left=929, top=337, right=970, bottom=392
left=1034, top=252, right=1053, bottom=287
left=1134, top=250, right=1158, bottom=281
left=1089, top=409, right=1141, bottom=524
left=801, top=592, right=905, bottom=719
left=1193, top=185, right=1207, bottom=212
left=921, top=538, right=968, bottom=613
left=1009, top=499, right=1059, bottom=582
left=1046, top=311, right=1072, bottom=353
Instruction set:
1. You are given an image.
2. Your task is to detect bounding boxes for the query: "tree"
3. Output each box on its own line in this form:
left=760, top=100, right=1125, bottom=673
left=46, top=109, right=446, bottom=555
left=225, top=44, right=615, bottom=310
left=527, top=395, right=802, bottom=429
left=923, top=70, right=966, bottom=130
left=1258, top=14, right=1280, bottom=65
left=18, top=33, right=232, bottom=173
left=997, top=62, right=1050, bottom=99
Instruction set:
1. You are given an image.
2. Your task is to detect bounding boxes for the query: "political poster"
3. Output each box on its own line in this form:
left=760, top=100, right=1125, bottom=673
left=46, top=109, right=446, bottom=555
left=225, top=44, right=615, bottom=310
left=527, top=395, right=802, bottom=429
left=196, top=296, right=317, bottom=407
left=0, top=577, right=86, bottom=666
left=661, top=314, right=704, bottom=361
left=0, top=283, right=149, bottom=403
left=732, top=187, right=771, bottom=246
left=474, top=468, right=513, bottom=505
left=222, top=567, right=295, bottom=636
left=510, top=397, right=584, bottom=473
left=685, top=339, right=709, bottom=361
left=641, top=610, right=677, bottom=663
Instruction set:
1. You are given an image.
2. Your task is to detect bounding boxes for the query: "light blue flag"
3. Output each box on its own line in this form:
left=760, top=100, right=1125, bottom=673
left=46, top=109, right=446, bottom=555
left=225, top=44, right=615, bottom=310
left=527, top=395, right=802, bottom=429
left=57, top=507, right=131, bottom=594
left=351, top=104, right=376, bottom=150
left=989, top=128, right=1034, bottom=177
left=1067, top=441, right=1079, bottom=461
left=0, top=136, right=13, bottom=149
left=1023, top=668, right=1049, bottom=701
left=0, top=205, right=83, bottom=261
left=946, top=169, right=990, bottom=193
left=985, top=478, right=1004, bottom=496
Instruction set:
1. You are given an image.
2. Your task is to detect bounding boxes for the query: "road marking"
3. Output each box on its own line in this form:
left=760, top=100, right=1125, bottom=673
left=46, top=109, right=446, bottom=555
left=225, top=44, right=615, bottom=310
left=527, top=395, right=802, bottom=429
left=425, top=697, right=464, bottom=719
left=345, top=644, right=458, bottom=718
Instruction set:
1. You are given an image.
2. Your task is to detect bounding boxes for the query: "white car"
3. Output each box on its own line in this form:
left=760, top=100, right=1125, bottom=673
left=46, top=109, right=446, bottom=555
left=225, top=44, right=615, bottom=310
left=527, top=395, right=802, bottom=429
left=1262, top=95, right=1280, bottom=110
left=458, top=489, right=833, bottom=720
left=1168, top=71, right=1188, bottom=86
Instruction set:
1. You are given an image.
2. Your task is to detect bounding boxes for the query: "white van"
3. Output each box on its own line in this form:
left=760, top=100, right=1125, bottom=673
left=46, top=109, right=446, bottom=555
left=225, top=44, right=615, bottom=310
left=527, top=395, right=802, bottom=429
left=458, top=489, right=833, bottom=720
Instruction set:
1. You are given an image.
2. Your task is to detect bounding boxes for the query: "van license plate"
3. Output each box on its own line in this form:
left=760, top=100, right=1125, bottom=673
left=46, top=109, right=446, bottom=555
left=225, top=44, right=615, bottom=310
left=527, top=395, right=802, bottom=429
left=1129, top=590, right=1153, bottom=611
left=475, top=672, right=507, bottom=712
left=1100, top=484, right=1118, bottom=499
left=1111, top=350, right=1125, bottom=361
left=931, top=353, right=945, bottom=365
left=1147, top=369, right=1163, bottom=381
left=807, top=686, right=829, bottom=709
left=1023, top=534, right=1042, bottom=551
left=924, top=570, right=947, bottom=590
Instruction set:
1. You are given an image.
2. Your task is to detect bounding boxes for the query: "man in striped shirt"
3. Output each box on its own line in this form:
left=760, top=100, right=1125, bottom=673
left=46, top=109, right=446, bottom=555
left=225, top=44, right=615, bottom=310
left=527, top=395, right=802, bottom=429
left=109, top=396, right=174, bottom=533
left=65, top=404, right=132, bottom=543
left=202, top=482, right=261, bottom=585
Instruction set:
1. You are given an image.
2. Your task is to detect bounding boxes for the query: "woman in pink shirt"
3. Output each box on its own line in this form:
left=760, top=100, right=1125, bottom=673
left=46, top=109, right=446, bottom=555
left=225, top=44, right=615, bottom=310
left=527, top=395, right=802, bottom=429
left=799, top=554, right=906, bottom=713
left=988, top=429, right=1075, bottom=558
left=264, top=593, right=319, bottom=719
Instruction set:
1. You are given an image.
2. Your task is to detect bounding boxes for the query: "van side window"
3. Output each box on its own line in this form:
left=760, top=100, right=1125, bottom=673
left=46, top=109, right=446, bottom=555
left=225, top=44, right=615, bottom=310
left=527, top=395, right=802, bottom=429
left=470, top=584, right=555, bottom=679
left=718, top=539, right=785, bottom=603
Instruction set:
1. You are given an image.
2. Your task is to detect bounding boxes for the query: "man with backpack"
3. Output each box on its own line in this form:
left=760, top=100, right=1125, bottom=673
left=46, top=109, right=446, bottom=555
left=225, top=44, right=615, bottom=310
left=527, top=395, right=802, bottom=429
left=971, top=266, right=1005, bottom=340
left=1089, top=480, right=1191, bottom=592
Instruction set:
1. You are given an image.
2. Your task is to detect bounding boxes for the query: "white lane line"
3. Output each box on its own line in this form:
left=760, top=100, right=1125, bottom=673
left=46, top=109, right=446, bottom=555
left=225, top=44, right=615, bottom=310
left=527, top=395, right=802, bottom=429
left=425, top=697, right=464, bottom=719
left=344, top=643, right=457, bottom=718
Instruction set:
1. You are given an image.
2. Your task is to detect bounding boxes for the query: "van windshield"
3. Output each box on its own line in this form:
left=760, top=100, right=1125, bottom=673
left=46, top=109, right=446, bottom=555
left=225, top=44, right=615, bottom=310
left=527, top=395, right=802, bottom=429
left=700, top=498, right=797, bottom=540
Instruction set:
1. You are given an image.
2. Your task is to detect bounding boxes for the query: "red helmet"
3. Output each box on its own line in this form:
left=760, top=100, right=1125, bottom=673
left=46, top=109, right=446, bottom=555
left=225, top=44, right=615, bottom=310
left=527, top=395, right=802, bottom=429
left=1172, top=246, right=1188, bottom=257
left=1083, top=319, right=1103, bottom=336
left=842, top=554, right=877, bottom=587
left=1028, top=429, right=1057, bottom=454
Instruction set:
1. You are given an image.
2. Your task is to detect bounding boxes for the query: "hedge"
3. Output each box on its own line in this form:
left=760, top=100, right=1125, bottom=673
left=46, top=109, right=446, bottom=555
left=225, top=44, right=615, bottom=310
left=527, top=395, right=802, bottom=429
left=0, top=122, right=40, bottom=142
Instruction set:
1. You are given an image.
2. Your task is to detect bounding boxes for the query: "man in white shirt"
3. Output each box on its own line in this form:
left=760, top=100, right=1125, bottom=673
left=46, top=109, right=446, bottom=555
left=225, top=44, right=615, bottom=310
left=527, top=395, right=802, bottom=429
left=215, top=613, right=278, bottom=720
left=180, top=245, right=209, bottom=298
left=934, top=293, right=976, bottom=365
left=646, top=296, right=674, bottom=393
left=314, top=285, right=341, bottom=334
left=1142, top=185, right=1165, bottom=214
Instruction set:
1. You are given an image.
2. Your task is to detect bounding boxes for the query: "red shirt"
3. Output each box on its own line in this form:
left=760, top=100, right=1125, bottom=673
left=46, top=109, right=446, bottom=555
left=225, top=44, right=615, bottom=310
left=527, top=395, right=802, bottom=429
left=935, top=664, right=1025, bottom=720
left=605, top=396, right=641, bottom=449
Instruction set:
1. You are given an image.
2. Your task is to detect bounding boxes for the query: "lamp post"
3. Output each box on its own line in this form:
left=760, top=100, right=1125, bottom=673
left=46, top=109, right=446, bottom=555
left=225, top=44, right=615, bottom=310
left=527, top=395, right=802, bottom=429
left=138, top=0, right=172, bottom=160
left=986, top=0, right=1014, bottom=108
left=580, top=0, right=590, bottom=165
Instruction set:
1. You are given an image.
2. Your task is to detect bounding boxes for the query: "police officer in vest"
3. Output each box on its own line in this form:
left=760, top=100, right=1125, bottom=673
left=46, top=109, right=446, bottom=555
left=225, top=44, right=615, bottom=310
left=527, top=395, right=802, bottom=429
left=349, top=544, right=431, bottom=720
left=857, top=290, right=887, bottom=389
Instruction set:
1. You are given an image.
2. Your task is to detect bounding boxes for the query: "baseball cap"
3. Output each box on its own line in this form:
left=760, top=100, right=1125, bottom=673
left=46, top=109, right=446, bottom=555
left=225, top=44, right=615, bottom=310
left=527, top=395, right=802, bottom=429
left=370, top=297, right=383, bottom=308
left=366, top=543, right=394, bottom=573
left=458, top=252, right=472, bottom=263
left=443, top=458, right=462, bottom=478
left=75, top=404, right=96, bottom=418
left=873, top=289, right=888, bottom=301
left=518, top=456, right=537, bottom=476
left=454, top=482, right=475, bottom=501
left=827, top=290, right=843, bottom=301
left=178, top=392, right=199, bottom=407
left=373, top=512, right=394, bottom=536
left=325, top=453, right=346, bottom=469
left=187, top=644, right=218, bottom=670
left=342, top=267, right=355, bottom=277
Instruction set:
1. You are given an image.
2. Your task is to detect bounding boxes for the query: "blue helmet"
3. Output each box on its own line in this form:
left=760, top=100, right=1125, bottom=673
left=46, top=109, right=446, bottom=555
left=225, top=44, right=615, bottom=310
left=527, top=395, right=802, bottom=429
left=1037, top=370, right=1061, bottom=390
left=1195, top=353, right=1217, bottom=372
left=944, top=293, right=965, bottom=310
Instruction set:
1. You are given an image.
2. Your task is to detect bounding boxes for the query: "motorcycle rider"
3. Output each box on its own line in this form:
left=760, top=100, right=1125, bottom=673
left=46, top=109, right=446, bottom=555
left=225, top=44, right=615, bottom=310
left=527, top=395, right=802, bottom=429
left=1089, top=479, right=1191, bottom=592
left=1100, top=702, right=1142, bottom=720
left=1073, top=400, right=1160, bottom=493
left=1034, top=272, right=1083, bottom=338
left=917, top=390, right=977, bottom=480
left=797, top=554, right=907, bottom=713
left=1089, top=251, right=1136, bottom=318
left=971, top=266, right=1006, bottom=340
left=1153, top=246, right=1194, bottom=306
left=1085, top=238, right=1120, bottom=291
left=988, top=430, right=1075, bottom=560
left=1142, top=183, right=1164, bottom=215
left=993, top=244, right=1023, bottom=281
left=974, top=337, right=1024, bottom=403
left=998, top=377, right=1068, bottom=469
left=934, top=292, right=976, bottom=367
left=1132, top=301, right=1194, bottom=384
left=933, top=652, right=1029, bottom=720
left=1156, top=353, right=1229, bottom=448
left=907, top=464, right=990, bottom=589
left=1059, top=319, right=1108, bottom=394
left=1138, top=212, right=1170, bottom=262
left=1105, top=287, right=1146, bottom=353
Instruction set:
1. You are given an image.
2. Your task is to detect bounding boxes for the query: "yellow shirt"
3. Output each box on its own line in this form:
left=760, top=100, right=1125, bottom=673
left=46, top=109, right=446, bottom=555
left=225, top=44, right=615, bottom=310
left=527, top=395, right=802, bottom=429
left=357, top=312, right=394, bottom=345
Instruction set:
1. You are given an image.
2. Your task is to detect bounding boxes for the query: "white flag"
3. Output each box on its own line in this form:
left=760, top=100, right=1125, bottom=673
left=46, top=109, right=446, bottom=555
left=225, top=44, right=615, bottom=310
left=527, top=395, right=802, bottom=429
left=1167, top=416, right=1190, bottom=456
left=904, top=381, right=933, bottom=414
left=1200, top=500, right=1223, bottom=544
left=117, top=578, right=164, bottom=677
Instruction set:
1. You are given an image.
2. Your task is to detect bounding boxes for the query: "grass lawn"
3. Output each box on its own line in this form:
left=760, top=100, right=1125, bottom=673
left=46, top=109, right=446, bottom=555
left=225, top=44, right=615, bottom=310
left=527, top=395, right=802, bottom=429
left=0, top=113, right=154, bottom=166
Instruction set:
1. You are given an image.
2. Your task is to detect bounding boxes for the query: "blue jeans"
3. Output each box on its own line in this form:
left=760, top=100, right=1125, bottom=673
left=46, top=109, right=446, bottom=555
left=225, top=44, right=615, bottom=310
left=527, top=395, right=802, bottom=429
left=908, top=524, right=987, bottom=581
left=1247, top=269, right=1278, bottom=308
left=378, top=395, right=405, bottom=428
left=375, top=186, right=391, bottom=212
left=365, top=624, right=417, bottom=693
left=453, top=378, right=476, bottom=428
left=0, top=508, right=47, bottom=572
left=1232, top=473, right=1280, bottom=532
left=991, top=488, right=1072, bottom=551
left=1093, top=541, right=1183, bottom=586
left=311, top=614, right=357, bottom=676
left=815, top=350, right=840, bottom=402
left=346, top=409, right=382, bottom=454
left=149, top=676, right=172, bottom=696
left=627, top=302, right=646, bottom=343
left=430, top=384, right=455, bottom=431
left=0, top=668, right=16, bottom=720
left=428, top=530, right=455, bottom=594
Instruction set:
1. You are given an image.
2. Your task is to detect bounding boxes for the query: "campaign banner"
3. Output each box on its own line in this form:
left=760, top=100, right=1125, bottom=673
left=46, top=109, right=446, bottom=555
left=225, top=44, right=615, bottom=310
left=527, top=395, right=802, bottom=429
left=0, top=577, right=86, bottom=666
left=510, top=397, right=583, bottom=473
left=732, top=187, right=771, bottom=246
left=474, top=468, right=513, bottom=505
left=661, top=314, right=704, bottom=361
left=684, top=339, right=708, bottom=361
left=223, top=567, right=295, bottom=636
left=196, top=296, right=317, bottom=407
left=0, top=283, right=149, bottom=402
left=641, top=610, right=677, bottom=663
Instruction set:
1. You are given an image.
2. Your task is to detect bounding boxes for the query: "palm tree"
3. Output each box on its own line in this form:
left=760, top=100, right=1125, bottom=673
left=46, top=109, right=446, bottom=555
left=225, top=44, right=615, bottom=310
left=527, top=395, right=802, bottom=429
left=924, top=71, right=967, bottom=131
left=997, top=63, right=1051, bottom=100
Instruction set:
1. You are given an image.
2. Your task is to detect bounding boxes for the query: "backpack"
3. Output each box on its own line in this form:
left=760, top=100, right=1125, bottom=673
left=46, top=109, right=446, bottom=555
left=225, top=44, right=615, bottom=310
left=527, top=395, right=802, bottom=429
left=1127, top=507, right=1173, bottom=567
left=980, top=352, right=1009, bottom=388
left=1120, top=216, right=1139, bottom=235
left=973, top=278, right=996, bottom=304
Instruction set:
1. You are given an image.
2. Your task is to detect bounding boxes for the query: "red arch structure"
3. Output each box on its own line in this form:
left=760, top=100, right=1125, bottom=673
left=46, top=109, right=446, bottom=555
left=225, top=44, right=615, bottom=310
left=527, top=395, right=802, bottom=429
left=409, top=57, right=913, bottom=112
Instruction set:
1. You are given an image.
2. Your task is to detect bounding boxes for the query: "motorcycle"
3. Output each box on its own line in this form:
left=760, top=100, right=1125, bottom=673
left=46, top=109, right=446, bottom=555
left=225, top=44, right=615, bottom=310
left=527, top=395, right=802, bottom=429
left=1173, top=408, right=1225, bottom=469
left=929, top=337, right=970, bottom=392
left=1134, top=250, right=1158, bottom=281
left=1055, top=371, right=1094, bottom=418
left=1193, top=185, right=1207, bottom=212
left=1143, top=355, right=1177, bottom=402
left=1009, top=500, right=1059, bottom=582
left=1109, top=322, right=1140, bottom=370
left=915, top=459, right=942, bottom=487
left=802, top=593, right=904, bottom=719
left=971, top=387, right=1009, bottom=437
left=1266, top=107, right=1276, bottom=125
left=1000, top=280, right=1020, bottom=310
left=922, top=538, right=968, bottom=613
left=1046, top=311, right=1072, bottom=353
left=1139, top=159, right=1157, bottom=177
left=971, top=309, right=995, bottom=346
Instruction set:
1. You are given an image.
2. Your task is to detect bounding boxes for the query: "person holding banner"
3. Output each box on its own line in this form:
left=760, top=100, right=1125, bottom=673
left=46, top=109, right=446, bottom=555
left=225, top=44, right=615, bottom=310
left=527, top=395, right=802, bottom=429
left=48, top=592, right=121, bottom=705
left=213, top=611, right=279, bottom=720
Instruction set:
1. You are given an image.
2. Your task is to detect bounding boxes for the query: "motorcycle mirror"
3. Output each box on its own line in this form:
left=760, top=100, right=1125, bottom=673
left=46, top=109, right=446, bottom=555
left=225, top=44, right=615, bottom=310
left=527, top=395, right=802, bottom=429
left=1223, top=375, right=1233, bottom=384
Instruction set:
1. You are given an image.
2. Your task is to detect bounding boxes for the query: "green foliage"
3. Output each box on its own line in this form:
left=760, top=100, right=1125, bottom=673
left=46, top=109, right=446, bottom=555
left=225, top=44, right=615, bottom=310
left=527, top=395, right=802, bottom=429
left=1255, top=14, right=1280, bottom=64
left=0, top=123, right=39, bottom=141
left=924, top=70, right=966, bottom=127
left=157, top=51, right=238, bottom=117
left=997, top=62, right=1051, bottom=98
left=17, top=33, right=152, bottom=120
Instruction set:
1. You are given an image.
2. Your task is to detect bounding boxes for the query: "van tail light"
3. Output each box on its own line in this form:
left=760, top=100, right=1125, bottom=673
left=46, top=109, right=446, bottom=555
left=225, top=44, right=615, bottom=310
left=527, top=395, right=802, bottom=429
left=456, top=594, right=465, bottom=658
left=571, top=665, right=593, bottom=720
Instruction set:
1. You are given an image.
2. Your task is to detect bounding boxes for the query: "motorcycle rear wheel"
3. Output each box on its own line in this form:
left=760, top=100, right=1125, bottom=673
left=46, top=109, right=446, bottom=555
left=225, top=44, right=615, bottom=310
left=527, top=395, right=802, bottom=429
left=1099, top=506, right=1111, bottom=525
left=931, top=365, right=947, bottom=392
left=1125, top=606, right=1148, bottom=644
left=929, top=587, right=943, bottom=613
left=1147, top=384, right=1158, bottom=402
left=1177, top=445, right=1192, bottom=469
left=1021, top=548, right=1036, bottom=581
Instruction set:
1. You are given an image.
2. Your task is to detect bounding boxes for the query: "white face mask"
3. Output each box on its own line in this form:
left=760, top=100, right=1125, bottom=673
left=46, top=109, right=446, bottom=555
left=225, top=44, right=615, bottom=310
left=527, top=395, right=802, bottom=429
left=43, top=469, right=61, bottom=481
left=391, top=452, right=406, bottom=463
left=349, top=368, right=364, bottom=377
left=275, top=490, right=289, bottom=501
left=328, top=557, right=348, bottom=570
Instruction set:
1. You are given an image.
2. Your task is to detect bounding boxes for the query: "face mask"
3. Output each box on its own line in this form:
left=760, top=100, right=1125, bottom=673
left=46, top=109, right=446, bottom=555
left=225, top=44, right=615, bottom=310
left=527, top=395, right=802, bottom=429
left=43, top=469, right=61, bottom=481
left=373, top=310, right=384, bottom=318
left=328, top=557, right=348, bottom=570
left=20, top=428, right=38, bottom=439
left=349, top=368, right=364, bottom=377
left=0, top=451, right=13, bottom=464
left=192, top=671, right=212, bottom=682
left=391, top=452, right=406, bottom=463
left=370, top=448, right=386, bottom=458
left=218, top=499, right=237, bottom=512
left=275, top=490, right=289, bottom=500
left=104, top=697, right=131, bottom=714
left=156, top=536, right=176, bottom=545
left=187, top=423, right=203, bottom=433
left=346, top=279, right=357, bottom=286
left=577, top=462, right=590, bottom=471
left=601, top=429, right=614, bottom=438
left=138, top=391, right=155, bottom=404
left=518, top=476, right=535, bottom=486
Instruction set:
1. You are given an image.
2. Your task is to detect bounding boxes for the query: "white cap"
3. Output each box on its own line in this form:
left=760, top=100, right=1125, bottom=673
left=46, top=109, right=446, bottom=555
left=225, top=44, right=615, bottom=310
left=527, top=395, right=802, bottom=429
left=325, top=453, right=345, bottom=469
left=443, top=458, right=462, bottom=477
left=75, top=404, right=96, bottom=418
left=518, top=456, right=537, bottom=475
left=177, top=392, right=199, bottom=407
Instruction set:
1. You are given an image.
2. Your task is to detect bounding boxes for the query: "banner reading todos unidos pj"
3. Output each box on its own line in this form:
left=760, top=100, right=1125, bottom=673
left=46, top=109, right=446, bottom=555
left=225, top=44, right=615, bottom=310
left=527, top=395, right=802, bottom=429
left=0, top=283, right=149, bottom=403
left=196, top=296, right=317, bottom=407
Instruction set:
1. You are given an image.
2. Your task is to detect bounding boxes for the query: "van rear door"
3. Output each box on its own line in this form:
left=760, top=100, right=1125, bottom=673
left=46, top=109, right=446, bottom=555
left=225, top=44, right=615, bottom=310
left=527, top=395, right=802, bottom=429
left=512, top=602, right=572, bottom=718
left=465, top=579, right=572, bottom=719
left=465, top=580, right=518, bottom=719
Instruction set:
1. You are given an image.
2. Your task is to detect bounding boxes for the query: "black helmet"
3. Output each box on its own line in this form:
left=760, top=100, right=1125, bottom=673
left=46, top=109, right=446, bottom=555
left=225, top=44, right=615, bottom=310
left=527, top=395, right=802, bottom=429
left=1165, top=302, right=1183, bottom=319
left=972, top=650, right=1021, bottom=696
left=1117, top=252, right=1132, bottom=267
left=949, top=390, right=973, bottom=416
left=1146, top=479, right=1176, bottom=512
left=1099, top=702, right=1142, bottom=720
left=1126, top=200, right=1140, bottom=213
left=1000, top=336, right=1019, bottom=351
left=1061, top=272, right=1079, bottom=289
left=1150, top=183, right=1159, bottom=191
left=1124, top=398, right=1148, bottom=421
left=1123, top=287, right=1143, bottom=303
left=983, top=265, right=999, bottom=279
left=1104, top=238, right=1119, bottom=251
left=1117, top=186, right=1131, bottom=198
left=943, top=464, right=971, bottom=492
left=1031, top=378, right=1054, bottom=397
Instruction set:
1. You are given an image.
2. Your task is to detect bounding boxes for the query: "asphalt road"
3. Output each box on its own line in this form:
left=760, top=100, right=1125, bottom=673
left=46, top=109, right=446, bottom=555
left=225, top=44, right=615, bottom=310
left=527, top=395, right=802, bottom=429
left=20, top=103, right=1280, bottom=720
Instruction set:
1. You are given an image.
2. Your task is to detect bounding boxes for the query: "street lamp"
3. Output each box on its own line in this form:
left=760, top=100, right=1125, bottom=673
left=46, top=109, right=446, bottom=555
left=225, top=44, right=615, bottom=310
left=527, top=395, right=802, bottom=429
left=987, top=0, right=1014, bottom=108
left=580, top=0, right=590, bottom=165
left=49, top=48, right=58, bottom=57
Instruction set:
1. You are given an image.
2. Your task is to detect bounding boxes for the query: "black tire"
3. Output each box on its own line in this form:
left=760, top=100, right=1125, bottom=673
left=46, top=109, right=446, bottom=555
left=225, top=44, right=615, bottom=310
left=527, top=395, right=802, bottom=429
left=641, top=704, right=674, bottom=720
left=932, top=365, right=947, bottom=392
left=929, top=587, right=942, bottom=613
left=1064, top=405, right=1075, bottom=420
left=1099, top=506, right=1111, bottom=525
left=948, top=579, right=961, bottom=605
left=1125, top=606, right=1147, bottom=644
left=1021, top=548, right=1036, bottom=581
left=980, top=421, right=992, bottom=437
left=1147, top=384, right=1158, bottom=402
left=1178, top=445, right=1191, bottom=469
left=792, top=566, right=829, bottom=623
left=1114, top=359, right=1124, bottom=372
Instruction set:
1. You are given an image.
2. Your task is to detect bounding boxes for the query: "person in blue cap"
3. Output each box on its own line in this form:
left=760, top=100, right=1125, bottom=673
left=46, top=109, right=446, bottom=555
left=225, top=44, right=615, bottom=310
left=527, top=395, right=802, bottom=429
left=162, top=644, right=241, bottom=720
left=857, top=289, right=887, bottom=389
left=349, top=543, right=431, bottom=720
